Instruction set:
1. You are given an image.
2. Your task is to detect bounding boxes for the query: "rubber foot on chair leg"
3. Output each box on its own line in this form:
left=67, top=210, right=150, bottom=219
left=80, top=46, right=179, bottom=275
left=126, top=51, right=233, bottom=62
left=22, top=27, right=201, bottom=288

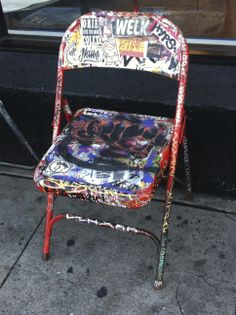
left=154, top=280, right=163, bottom=290
left=185, top=191, right=193, bottom=202
left=43, top=253, right=49, bottom=261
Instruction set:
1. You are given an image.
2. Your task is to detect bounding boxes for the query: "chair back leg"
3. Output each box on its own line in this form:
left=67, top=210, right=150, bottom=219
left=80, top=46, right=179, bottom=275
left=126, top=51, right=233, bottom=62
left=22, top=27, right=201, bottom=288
left=182, top=135, right=193, bottom=201
left=155, top=190, right=173, bottom=289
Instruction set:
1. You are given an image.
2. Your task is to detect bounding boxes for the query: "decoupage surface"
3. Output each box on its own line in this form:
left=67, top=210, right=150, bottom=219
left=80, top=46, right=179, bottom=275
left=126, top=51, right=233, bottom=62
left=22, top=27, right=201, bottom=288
left=34, top=108, right=173, bottom=208
left=61, top=11, right=184, bottom=79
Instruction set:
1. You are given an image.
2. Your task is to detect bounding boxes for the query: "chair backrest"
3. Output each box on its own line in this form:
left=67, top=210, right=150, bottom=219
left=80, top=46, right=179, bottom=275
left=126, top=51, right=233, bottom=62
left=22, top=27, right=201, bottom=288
left=53, top=11, right=189, bottom=142
left=59, top=11, right=188, bottom=80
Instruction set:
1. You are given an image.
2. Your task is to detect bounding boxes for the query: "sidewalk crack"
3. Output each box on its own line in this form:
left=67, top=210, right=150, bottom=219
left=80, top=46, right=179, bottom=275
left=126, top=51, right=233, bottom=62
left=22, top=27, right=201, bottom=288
left=176, top=281, right=184, bottom=315
left=0, top=214, right=45, bottom=290
left=190, top=272, right=218, bottom=290
left=224, top=213, right=236, bottom=223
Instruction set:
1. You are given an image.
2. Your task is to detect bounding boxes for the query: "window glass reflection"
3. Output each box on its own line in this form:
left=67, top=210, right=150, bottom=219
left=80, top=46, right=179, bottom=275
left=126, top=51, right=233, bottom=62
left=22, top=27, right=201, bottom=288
left=1, top=0, right=236, bottom=39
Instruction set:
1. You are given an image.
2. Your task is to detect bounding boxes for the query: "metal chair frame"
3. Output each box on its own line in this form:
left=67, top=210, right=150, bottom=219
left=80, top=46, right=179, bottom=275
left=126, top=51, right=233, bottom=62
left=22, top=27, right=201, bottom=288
left=36, top=10, right=192, bottom=290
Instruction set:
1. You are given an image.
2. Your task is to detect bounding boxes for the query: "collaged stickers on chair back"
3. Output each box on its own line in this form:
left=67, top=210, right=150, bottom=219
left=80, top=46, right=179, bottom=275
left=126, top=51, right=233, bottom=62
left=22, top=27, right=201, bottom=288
left=60, top=11, right=186, bottom=80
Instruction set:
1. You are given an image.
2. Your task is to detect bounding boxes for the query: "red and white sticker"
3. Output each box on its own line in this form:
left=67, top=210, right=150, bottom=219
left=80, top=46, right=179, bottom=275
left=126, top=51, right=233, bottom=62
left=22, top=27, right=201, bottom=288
left=148, top=20, right=180, bottom=54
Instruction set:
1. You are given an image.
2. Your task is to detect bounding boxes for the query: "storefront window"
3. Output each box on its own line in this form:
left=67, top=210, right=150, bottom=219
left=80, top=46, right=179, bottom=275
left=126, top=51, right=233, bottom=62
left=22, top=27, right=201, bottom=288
left=1, top=0, right=236, bottom=54
left=139, top=0, right=236, bottom=39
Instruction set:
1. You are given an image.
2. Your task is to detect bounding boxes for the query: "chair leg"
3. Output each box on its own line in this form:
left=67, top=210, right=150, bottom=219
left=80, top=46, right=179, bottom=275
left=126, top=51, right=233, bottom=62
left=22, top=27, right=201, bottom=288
left=182, top=135, right=193, bottom=201
left=154, top=190, right=173, bottom=290
left=43, top=193, right=55, bottom=261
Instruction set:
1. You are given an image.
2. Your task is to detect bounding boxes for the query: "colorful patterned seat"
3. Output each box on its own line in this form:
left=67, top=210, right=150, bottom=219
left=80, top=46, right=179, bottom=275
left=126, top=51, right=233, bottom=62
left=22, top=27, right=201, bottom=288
left=33, top=10, right=192, bottom=290
left=34, top=108, right=174, bottom=208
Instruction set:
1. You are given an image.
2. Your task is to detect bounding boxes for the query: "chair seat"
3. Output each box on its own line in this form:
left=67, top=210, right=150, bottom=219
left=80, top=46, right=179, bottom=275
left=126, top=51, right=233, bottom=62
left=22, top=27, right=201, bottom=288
left=34, top=108, right=174, bottom=208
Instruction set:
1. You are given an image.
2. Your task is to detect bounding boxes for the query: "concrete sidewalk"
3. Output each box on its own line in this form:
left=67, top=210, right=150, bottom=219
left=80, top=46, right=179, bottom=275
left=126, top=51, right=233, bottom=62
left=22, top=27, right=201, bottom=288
left=0, top=175, right=235, bottom=315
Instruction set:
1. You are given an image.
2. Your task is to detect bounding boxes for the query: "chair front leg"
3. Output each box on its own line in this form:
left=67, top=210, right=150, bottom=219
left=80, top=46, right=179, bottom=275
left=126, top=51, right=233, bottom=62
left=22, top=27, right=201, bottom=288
left=182, top=135, right=193, bottom=201
left=43, top=193, right=55, bottom=261
left=154, top=188, right=173, bottom=290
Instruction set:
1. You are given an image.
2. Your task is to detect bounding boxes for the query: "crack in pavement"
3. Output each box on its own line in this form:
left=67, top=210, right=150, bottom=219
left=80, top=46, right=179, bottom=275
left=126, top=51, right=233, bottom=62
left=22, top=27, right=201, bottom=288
left=224, top=213, right=236, bottom=223
left=189, top=272, right=218, bottom=290
left=175, top=281, right=184, bottom=315
left=0, top=214, right=45, bottom=290
left=188, top=271, right=234, bottom=292
left=175, top=272, right=235, bottom=315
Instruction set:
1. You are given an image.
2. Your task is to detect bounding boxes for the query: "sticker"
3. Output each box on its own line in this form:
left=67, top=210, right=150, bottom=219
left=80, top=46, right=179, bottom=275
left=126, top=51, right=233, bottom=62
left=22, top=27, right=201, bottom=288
left=65, top=43, right=77, bottom=65
left=118, top=38, right=147, bottom=58
left=78, top=45, right=102, bottom=64
left=100, top=19, right=114, bottom=40
left=68, top=30, right=81, bottom=46
left=146, top=40, right=163, bottom=59
left=113, top=17, right=150, bottom=37
left=123, top=55, right=158, bottom=71
left=81, top=17, right=101, bottom=46
left=48, top=161, right=71, bottom=174
left=148, top=20, right=180, bottom=54
left=102, top=39, right=120, bottom=65
left=77, top=169, right=130, bottom=185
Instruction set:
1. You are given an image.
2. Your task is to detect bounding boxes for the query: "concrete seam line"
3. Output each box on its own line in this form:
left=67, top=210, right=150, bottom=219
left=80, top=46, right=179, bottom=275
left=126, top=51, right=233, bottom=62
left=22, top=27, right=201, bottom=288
left=0, top=214, right=45, bottom=290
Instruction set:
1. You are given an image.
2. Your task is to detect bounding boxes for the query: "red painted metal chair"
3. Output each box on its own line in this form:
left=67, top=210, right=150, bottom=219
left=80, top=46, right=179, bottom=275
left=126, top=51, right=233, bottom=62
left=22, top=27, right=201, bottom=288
left=34, top=10, right=192, bottom=289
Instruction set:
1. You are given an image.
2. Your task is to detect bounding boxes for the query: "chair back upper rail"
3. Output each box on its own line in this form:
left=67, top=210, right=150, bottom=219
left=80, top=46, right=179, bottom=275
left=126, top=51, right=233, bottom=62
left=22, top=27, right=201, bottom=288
left=52, top=11, right=189, bottom=142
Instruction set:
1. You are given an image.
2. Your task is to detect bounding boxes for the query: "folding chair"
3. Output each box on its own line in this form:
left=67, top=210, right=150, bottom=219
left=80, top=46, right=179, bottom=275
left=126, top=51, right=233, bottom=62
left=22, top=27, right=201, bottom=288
left=34, top=10, right=192, bottom=289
